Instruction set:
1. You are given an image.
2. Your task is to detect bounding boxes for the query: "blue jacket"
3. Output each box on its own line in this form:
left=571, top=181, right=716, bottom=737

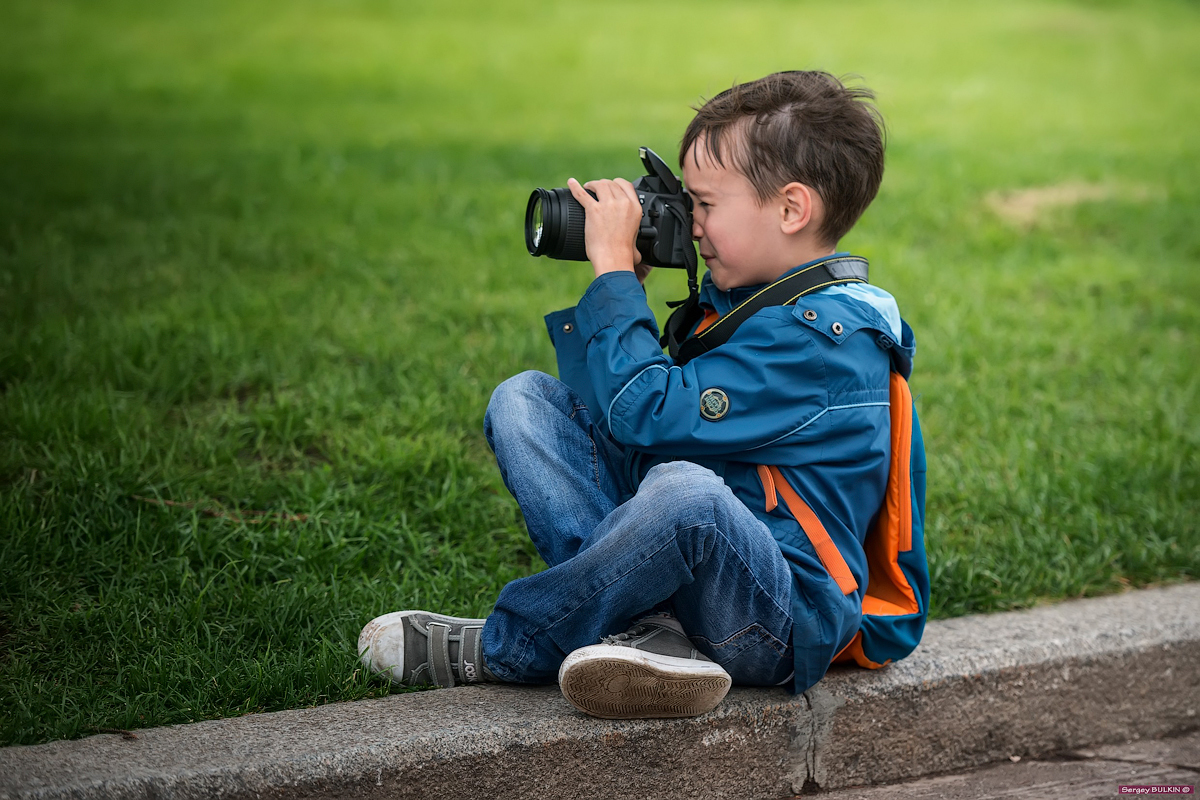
left=544, top=256, right=916, bottom=693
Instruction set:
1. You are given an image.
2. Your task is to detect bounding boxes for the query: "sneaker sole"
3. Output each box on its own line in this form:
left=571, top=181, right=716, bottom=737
left=358, top=610, right=486, bottom=685
left=558, top=645, right=732, bottom=719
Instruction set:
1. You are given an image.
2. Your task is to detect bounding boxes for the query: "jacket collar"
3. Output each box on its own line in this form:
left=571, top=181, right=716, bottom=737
left=698, top=251, right=854, bottom=314
left=695, top=252, right=916, bottom=377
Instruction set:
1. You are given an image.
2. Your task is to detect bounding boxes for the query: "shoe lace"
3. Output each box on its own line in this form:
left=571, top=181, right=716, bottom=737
left=600, top=623, right=652, bottom=645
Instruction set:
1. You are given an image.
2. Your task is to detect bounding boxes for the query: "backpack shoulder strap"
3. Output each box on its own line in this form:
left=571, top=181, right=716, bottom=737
left=757, top=465, right=859, bottom=596
left=669, top=255, right=868, bottom=366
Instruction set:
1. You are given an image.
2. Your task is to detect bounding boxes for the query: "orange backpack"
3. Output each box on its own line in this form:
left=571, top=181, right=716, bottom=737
left=759, top=370, right=929, bottom=668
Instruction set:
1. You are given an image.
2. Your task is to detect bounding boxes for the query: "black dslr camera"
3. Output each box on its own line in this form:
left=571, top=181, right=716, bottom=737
left=524, top=147, right=694, bottom=269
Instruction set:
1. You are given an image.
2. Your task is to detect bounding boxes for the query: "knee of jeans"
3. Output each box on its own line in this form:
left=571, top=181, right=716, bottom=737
left=639, top=461, right=729, bottom=522
left=485, top=371, right=558, bottom=442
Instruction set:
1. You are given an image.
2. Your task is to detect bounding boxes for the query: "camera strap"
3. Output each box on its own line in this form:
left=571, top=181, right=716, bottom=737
left=658, top=204, right=702, bottom=360
left=662, top=255, right=870, bottom=367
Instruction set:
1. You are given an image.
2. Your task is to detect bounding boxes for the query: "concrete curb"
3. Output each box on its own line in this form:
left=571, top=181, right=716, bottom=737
left=3, top=583, right=1198, bottom=800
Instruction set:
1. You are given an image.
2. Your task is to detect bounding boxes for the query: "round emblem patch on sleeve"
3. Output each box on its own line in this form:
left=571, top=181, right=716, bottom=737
left=699, top=388, right=730, bottom=421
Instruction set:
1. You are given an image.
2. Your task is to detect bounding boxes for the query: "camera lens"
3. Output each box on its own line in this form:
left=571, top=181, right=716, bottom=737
left=525, top=187, right=589, bottom=261
left=532, top=194, right=547, bottom=247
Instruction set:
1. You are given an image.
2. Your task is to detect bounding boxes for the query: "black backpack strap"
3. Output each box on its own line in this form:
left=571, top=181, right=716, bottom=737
left=671, top=255, right=869, bottom=366
left=660, top=293, right=703, bottom=360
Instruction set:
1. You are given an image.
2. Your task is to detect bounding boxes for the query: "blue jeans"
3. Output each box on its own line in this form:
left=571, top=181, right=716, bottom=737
left=480, top=371, right=794, bottom=686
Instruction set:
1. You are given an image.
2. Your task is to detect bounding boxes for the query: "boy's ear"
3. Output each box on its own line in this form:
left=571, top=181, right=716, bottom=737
left=779, top=182, right=820, bottom=236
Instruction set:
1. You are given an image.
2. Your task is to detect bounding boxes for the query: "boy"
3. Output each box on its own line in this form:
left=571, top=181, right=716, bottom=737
left=359, top=70, right=914, bottom=719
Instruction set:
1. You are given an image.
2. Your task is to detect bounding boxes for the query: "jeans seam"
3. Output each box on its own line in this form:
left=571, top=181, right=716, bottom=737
left=565, top=401, right=603, bottom=494
left=505, top=628, right=534, bottom=678
left=707, top=520, right=794, bottom=623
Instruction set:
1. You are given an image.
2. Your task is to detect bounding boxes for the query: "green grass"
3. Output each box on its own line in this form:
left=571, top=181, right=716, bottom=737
left=2, top=0, right=1198, bottom=746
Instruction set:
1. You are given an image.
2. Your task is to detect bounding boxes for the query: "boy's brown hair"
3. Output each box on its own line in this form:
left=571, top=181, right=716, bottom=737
left=680, top=71, right=885, bottom=246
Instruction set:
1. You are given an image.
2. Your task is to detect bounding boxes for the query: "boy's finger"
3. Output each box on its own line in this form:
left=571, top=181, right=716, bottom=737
left=585, top=179, right=620, bottom=200
left=613, top=178, right=640, bottom=203
left=566, top=178, right=597, bottom=206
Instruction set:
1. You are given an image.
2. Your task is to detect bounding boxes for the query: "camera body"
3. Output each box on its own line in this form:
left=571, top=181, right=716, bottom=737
left=525, top=147, right=694, bottom=269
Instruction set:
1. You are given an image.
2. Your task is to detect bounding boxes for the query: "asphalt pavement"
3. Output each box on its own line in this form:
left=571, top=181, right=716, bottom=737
left=812, top=729, right=1199, bottom=799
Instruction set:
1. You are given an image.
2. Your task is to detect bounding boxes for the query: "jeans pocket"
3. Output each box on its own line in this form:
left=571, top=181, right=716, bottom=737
left=696, top=621, right=789, bottom=661
left=694, top=622, right=792, bottom=685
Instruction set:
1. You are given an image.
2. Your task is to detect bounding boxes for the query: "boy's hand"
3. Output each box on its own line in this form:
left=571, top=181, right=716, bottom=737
left=567, top=177, right=643, bottom=280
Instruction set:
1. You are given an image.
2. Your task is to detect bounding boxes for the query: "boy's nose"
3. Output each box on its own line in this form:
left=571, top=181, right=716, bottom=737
left=692, top=220, right=703, bottom=240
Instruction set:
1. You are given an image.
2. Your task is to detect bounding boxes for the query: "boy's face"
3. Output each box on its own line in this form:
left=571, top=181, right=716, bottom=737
left=682, top=136, right=794, bottom=291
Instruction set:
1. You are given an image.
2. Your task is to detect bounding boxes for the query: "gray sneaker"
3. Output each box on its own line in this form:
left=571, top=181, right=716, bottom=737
left=358, top=610, right=497, bottom=688
left=557, top=615, right=732, bottom=719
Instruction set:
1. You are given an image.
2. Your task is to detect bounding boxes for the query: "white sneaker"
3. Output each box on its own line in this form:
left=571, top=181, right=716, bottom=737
left=358, top=610, right=496, bottom=688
